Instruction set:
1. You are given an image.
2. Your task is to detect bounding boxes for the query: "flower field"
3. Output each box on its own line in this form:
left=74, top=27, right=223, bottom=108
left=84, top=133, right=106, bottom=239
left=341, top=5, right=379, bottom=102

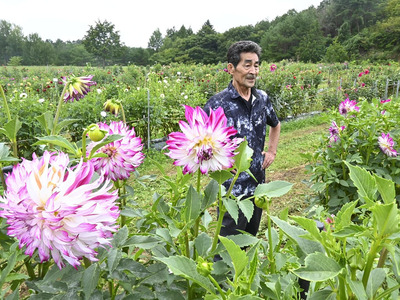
left=0, top=61, right=400, bottom=299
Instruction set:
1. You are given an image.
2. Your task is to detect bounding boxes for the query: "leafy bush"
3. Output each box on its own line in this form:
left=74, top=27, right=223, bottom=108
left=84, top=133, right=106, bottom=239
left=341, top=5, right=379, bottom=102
left=307, top=97, right=400, bottom=213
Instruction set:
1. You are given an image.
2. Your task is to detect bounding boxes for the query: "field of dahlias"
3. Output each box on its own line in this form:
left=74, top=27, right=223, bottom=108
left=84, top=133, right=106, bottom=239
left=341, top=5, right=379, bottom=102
left=1, top=61, right=400, bottom=299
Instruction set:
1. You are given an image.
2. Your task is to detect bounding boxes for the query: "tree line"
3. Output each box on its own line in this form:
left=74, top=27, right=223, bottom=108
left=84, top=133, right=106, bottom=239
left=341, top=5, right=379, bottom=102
left=1, top=0, right=399, bottom=67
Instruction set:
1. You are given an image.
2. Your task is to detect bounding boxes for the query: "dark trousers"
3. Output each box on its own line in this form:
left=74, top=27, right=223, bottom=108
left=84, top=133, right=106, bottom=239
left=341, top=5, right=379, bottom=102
left=220, top=202, right=263, bottom=237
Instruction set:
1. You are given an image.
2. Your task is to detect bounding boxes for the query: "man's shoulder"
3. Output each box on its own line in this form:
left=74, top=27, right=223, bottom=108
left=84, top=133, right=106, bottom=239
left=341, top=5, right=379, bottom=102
left=205, top=88, right=232, bottom=108
left=254, top=88, right=268, bottom=100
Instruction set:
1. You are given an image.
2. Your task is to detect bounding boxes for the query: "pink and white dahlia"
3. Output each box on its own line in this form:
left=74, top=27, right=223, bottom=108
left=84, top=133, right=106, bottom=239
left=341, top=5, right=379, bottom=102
left=339, top=98, right=360, bottom=116
left=378, top=133, right=397, bottom=157
left=62, top=75, right=96, bottom=102
left=165, top=105, right=242, bottom=174
left=87, top=121, right=145, bottom=181
left=0, top=151, right=119, bottom=269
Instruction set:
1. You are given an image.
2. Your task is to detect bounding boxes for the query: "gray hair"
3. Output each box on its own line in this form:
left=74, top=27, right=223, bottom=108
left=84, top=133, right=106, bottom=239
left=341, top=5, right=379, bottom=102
left=227, top=41, right=262, bottom=68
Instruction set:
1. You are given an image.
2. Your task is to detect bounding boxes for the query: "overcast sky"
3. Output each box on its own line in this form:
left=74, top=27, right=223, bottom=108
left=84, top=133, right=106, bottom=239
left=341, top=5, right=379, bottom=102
left=1, top=0, right=322, bottom=48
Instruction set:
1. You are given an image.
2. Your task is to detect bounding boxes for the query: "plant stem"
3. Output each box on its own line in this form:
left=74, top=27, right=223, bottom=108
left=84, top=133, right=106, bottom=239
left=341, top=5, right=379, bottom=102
left=193, top=170, right=202, bottom=241
left=377, top=248, right=388, bottom=268
left=0, top=84, right=11, bottom=121
left=265, top=199, right=275, bottom=272
left=210, top=173, right=239, bottom=253
left=338, top=274, right=347, bottom=299
left=81, top=128, right=89, bottom=162
left=120, top=102, right=126, bottom=124
left=51, top=83, right=68, bottom=135
left=362, top=240, right=380, bottom=287
left=208, top=274, right=226, bottom=300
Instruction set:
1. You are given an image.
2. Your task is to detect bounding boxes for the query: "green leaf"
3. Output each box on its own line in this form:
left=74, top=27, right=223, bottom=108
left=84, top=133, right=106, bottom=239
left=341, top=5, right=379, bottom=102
left=332, top=225, right=366, bottom=238
left=238, top=199, right=254, bottom=223
left=55, top=118, right=80, bottom=134
left=372, top=202, right=399, bottom=237
left=219, top=236, right=248, bottom=280
left=271, top=216, right=324, bottom=256
left=233, top=140, right=253, bottom=174
left=202, top=179, right=219, bottom=209
left=156, top=228, right=173, bottom=246
left=344, top=161, right=377, bottom=204
left=156, top=256, right=215, bottom=293
left=82, top=263, right=100, bottom=299
left=334, top=200, right=358, bottom=231
left=366, top=268, right=386, bottom=298
left=125, top=235, right=160, bottom=249
left=209, top=170, right=234, bottom=185
left=107, top=248, right=121, bottom=273
left=194, top=233, right=212, bottom=257
left=0, top=143, right=19, bottom=163
left=254, top=181, right=293, bottom=198
left=112, top=226, right=128, bottom=248
left=348, top=278, right=368, bottom=300
left=0, top=251, right=17, bottom=288
left=292, top=252, right=343, bottom=281
left=374, top=174, right=395, bottom=204
left=223, top=198, right=239, bottom=224
left=34, top=135, right=78, bottom=154
left=307, top=289, right=336, bottom=300
left=184, top=186, right=201, bottom=223
left=0, top=118, right=22, bottom=142
left=291, top=216, right=322, bottom=242
left=36, top=111, right=54, bottom=135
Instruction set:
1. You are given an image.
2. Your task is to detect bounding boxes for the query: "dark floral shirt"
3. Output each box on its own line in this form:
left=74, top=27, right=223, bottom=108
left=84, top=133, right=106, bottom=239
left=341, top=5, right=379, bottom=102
left=204, top=81, right=279, bottom=198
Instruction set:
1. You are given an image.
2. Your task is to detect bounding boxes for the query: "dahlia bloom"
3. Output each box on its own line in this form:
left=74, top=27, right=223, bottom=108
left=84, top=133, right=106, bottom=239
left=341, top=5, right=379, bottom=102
left=87, top=121, right=145, bottom=181
left=165, top=105, right=242, bottom=174
left=62, top=75, right=96, bottom=102
left=378, top=133, right=397, bottom=157
left=0, top=151, right=119, bottom=269
left=339, top=98, right=359, bottom=116
left=270, top=64, right=277, bottom=72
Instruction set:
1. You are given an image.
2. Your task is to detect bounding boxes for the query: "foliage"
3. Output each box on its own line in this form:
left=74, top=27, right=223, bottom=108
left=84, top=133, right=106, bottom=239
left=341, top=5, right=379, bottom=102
left=83, top=20, right=122, bottom=67
left=306, top=97, right=400, bottom=213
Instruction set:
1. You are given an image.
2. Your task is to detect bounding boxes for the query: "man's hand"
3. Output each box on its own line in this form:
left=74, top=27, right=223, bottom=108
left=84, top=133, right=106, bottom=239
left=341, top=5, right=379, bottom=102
left=262, top=150, right=276, bottom=169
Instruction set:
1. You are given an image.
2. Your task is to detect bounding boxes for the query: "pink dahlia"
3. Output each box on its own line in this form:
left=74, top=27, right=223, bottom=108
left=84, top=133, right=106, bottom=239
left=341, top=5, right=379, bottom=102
left=62, top=75, right=96, bottom=102
left=270, top=64, right=277, bottom=72
left=87, top=121, right=145, bottom=181
left=0, top=151, right=119, bottom=269
left=339, top=98, right=359, bottom=116
left=165, top=105, right=242, bottom=174
left=378, top=133, right=397, bottom=157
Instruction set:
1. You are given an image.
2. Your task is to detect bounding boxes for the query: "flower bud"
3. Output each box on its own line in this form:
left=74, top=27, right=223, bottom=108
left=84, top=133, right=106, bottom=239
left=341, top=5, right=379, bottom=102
left=88, top=125, right=107, bottom=142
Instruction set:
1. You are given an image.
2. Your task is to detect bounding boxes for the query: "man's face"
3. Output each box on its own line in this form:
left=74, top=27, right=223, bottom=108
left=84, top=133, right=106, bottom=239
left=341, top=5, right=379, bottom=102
left=228, top=52, right=259, bottom=89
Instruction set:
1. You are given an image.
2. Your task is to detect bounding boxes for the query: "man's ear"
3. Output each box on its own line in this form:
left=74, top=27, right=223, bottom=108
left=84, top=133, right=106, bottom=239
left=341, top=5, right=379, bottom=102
left=227, top=63, right=235, bottom=74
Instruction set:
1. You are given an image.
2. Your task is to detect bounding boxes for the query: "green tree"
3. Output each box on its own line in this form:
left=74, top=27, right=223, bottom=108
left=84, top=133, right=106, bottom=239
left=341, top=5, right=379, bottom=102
left=0, top=20, right=24, bottom=65
left=83, top=20, right=122, bottom=67
left=148, top=28, right=163, bottom=51
left=369, top=0, right=400, bottom=59
left=260, top=7, right=324, bottom=62
left=22, top=34, right=56, bottom=65
left=324, top=38, right=348, bottom=62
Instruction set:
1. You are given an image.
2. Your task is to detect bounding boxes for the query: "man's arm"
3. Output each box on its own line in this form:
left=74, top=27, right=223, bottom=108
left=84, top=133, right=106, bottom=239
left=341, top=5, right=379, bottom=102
left=262, top=121, right=281, bottom=169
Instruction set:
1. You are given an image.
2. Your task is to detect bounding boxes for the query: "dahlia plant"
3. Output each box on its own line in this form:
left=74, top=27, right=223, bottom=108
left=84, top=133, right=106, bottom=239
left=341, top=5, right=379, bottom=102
left=0, top=151, right=119, bottom=269
left=307, top=97, right=400, bottom=213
